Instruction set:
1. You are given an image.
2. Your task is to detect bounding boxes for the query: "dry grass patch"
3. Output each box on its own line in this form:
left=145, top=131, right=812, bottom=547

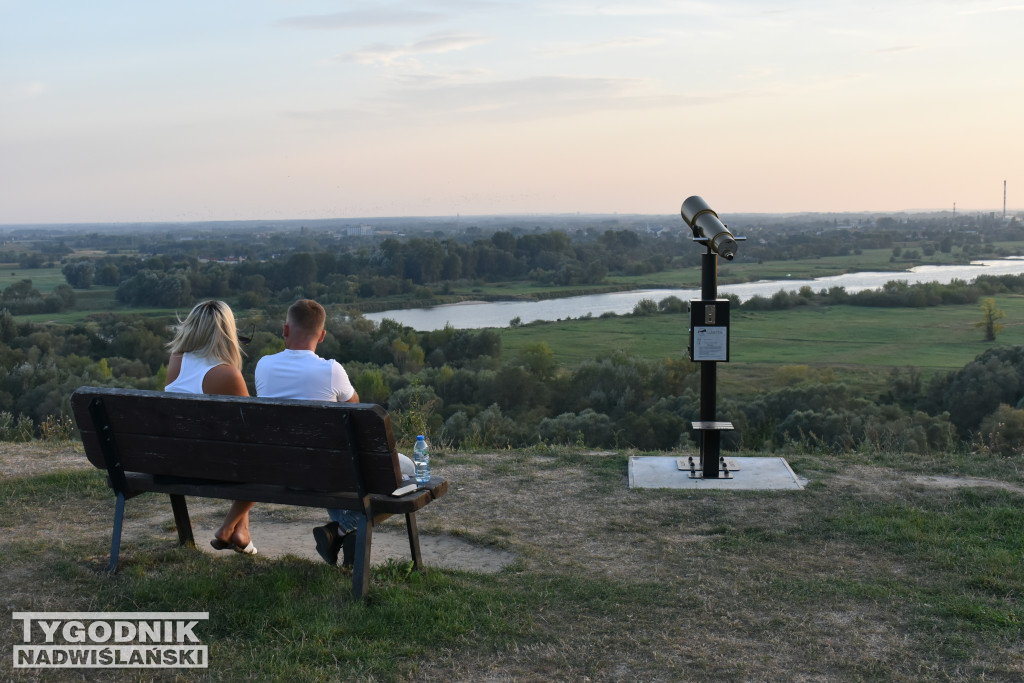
left=2, top=443, right=1024, bottom=681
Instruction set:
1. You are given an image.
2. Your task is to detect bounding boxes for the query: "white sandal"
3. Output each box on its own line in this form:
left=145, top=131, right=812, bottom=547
left=233, top=541, right=257, bottom=555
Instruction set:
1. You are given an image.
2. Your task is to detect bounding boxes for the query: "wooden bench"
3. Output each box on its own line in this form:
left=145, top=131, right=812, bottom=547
left=71, top=386, right=447, bottom=600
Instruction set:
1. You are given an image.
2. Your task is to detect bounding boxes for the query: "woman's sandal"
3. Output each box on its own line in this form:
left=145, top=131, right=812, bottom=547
left=232, top=541, right=257, bottom=555
left=210, top=538, right=257, bottom=555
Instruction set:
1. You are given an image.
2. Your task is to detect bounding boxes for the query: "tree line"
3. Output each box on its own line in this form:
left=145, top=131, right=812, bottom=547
left=4, top=294, right=1024, bottom=456
left=43, top=215, right=1024, bottom=311
left=5, top=212, right=1024, bottom=452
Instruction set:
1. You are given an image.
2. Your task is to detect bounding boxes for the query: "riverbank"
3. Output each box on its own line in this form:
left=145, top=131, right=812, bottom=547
left=347, top=284, right=638, bottom=314
left=364, top=257, right=1024, bottom=330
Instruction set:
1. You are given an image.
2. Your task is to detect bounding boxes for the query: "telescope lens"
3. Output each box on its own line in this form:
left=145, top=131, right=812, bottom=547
left=681, top=195, right=738, bottom=260
left=713, top=236, right=737, bottom=260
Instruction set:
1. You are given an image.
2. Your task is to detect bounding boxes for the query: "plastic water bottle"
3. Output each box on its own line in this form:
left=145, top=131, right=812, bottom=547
left=413, top=435, right=430, bottom=484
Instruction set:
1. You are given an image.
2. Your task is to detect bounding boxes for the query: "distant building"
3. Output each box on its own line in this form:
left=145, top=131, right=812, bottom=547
left=197, top=256, right=246, bottom=264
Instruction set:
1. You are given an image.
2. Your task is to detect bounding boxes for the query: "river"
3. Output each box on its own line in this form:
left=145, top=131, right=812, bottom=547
left=365, top=257, right=1024, bottom=331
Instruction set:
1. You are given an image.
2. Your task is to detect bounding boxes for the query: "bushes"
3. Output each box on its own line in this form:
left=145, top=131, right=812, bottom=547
left=923, top=346, right=1024, bottom=437
left=7, top=303, right=1024, bottom=456
left=39, top=414, right=74, bottom=442
left=0, top=412, right=76, bottom=442
left=978, top=404, right=1024, bottom=457
left=539, top=409, right=614, bottom=447
left=0, top=411, right=34, bottom=442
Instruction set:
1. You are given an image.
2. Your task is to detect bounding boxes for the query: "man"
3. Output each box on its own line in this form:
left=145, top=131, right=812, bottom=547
left=256, top=299, right=412, bottom=566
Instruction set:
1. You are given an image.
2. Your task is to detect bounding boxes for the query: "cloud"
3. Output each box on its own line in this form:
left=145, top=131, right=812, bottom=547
left=286, top=75, right=758, bottom=124
left=538, top=36, right=666, bottom=57
left=345, top=33, right=491, bottom=67
left=278, top=9, right=447, bottom=30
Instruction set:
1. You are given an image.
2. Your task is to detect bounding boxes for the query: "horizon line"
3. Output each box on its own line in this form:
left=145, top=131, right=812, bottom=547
left=3, top=207, right=1020, bottom=230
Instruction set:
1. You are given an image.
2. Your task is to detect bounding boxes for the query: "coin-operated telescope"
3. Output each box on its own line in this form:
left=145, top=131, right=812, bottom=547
left=681, top=195, right=743, bottom=479
left=681, top=195, right=739, bottom=260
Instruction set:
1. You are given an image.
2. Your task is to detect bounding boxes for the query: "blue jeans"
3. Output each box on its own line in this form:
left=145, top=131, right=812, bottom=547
left=327, top=508, right=360, bottom=534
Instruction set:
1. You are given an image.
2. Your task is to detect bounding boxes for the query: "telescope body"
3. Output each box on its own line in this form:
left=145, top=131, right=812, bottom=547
left=681, top=196, right=738, bottom=260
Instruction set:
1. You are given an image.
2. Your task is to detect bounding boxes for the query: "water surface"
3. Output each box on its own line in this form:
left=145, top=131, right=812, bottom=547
left=366, top=258, right=1024, bottom=331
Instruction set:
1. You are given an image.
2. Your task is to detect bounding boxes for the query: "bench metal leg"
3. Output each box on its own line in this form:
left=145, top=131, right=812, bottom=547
left=405, top=512, right=423, bottom=570
left=169, top=495, right=195, bottom=547
left=109, top=492, right=126, bottom=573
left=351, top=516, right=373, bottom=601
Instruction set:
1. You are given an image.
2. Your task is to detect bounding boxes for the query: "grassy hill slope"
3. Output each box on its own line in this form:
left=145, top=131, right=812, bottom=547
left=3, top=442, right=1022, bottom=680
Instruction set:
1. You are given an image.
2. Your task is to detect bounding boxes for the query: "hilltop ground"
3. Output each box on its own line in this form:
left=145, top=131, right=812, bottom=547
left=3, top=441, right=1023, bottom=681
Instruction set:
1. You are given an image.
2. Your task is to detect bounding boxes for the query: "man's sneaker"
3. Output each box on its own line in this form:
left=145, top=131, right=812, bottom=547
left=312, top=522, right=343, bottom=565
left=340, top=530, right=357, bottom=568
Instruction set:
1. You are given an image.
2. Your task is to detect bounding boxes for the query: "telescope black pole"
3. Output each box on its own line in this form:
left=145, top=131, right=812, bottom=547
left=700, top=247, right=721, bottom=477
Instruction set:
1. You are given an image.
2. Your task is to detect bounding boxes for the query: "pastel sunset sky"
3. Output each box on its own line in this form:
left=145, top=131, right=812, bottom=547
left=2, top=0, right=1021, bottom=223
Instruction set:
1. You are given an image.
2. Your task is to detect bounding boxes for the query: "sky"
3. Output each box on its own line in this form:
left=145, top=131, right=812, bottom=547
left=1, top=0, right=1022, bottom=224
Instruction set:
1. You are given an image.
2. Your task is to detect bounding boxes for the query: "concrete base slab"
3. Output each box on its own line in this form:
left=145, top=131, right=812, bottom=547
left=629, top=456, right=805, bottom=490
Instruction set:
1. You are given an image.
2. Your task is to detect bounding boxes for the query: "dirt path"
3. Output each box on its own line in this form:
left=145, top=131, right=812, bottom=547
left=1, top=442, right=515, bottom=573
left=194, top=514, right=515, bottom=572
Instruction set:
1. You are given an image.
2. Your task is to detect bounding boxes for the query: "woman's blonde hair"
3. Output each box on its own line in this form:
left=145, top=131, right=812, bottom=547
left=166, top=300, right=243, bottom=369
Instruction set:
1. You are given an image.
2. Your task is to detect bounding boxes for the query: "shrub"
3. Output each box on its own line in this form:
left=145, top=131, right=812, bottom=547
left=539, top=409, right=614, bottom=447
left=39, top=414, right=74, bottom=442
left=978, top=404, right=1024, bottom=457
left=632, top=298, right=658, bottom=316
left=658, top=296, right=686, bottom=314
left=0, top=411, right=34, bottom=442
left=387, top=383, right=443, bottom=445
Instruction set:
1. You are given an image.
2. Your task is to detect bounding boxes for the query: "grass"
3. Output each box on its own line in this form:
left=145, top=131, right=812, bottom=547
left=0, top=266, right=69, bottom=294
left=499, top=295, right=1024, bottom=396
left=3, top=443, right=1024, bottom=680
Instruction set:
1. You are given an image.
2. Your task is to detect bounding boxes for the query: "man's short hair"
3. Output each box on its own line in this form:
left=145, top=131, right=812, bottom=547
left=287, top=299, right=326, bottom=334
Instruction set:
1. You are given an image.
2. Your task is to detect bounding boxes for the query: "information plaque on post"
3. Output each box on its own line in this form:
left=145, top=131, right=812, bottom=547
left=689, top=299, right=730, bottom=362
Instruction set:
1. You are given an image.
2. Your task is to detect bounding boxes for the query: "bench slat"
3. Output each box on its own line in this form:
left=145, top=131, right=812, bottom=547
left=79, top=429, right=403, bottom=494
left=83, top=432, right=360, bottom=490
left=75, top=389, right=393, bottom=449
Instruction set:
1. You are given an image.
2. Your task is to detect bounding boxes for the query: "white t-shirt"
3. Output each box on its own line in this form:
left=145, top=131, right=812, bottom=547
left=255, top=349, right=355, bottom=403
left=255, top=348, right=414, bottom=477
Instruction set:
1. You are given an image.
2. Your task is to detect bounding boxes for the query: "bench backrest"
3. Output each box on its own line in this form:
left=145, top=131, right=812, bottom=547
left=71, top=387, right=403, bottom=495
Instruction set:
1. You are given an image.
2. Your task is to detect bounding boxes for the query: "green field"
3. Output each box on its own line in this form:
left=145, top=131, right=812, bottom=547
left=0, top=266, right=179, bottom=323
left=498, top=296, right=1024, bottom=395
left=0, top=265, right=69, bottom=293
left=440, top=242, right=1024, bottom=297
left=605, top=248, right=906, bottom=289
left=607, top=241, right=1024, bottom=289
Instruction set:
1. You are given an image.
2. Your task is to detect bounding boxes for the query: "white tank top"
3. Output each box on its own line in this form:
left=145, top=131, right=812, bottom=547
left=164, top=353, right=224, bottom=395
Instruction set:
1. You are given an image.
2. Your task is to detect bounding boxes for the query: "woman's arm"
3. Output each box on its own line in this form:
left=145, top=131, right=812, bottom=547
left=165, top=353, right=183, bottom=388
left=203, top=365, right=250, bottom=397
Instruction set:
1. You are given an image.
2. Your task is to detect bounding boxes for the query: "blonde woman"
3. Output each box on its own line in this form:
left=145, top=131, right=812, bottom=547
left=165, top=300, right=257, bottom=555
